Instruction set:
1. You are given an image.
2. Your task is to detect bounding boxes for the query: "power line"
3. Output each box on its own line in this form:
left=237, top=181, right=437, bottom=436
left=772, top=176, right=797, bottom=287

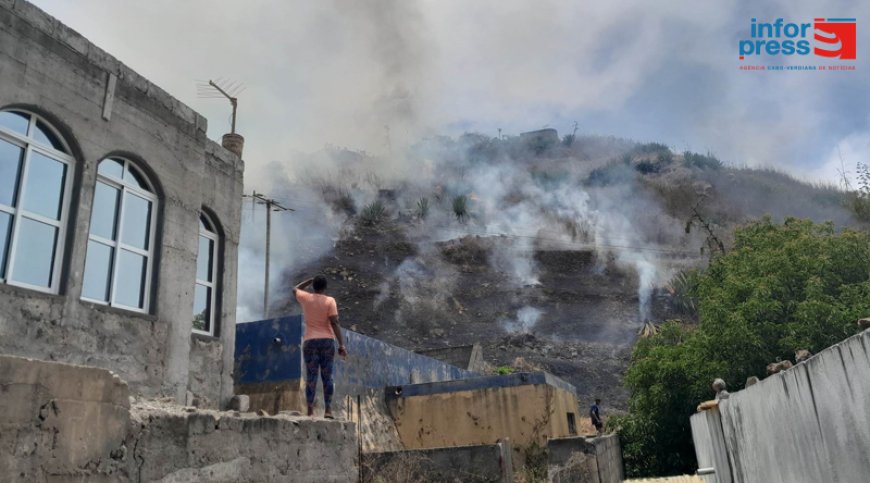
left=242, top=191, right=294, bottom=318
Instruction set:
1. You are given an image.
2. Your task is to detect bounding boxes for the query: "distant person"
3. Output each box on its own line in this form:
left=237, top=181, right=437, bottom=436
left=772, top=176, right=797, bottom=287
left=293, top=275, right=348, bottom=418
left=590, top=398, right=603, bottom=435
left=713, top=378, right=730, bottom=401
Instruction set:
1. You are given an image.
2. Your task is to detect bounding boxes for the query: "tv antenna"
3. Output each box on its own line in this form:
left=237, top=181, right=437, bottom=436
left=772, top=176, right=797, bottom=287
left=197, top=78, right=245, bottom=134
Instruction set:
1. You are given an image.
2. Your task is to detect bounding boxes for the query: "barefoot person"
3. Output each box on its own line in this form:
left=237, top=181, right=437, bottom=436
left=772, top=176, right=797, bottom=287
left=293, top=275, right=348, bottom=418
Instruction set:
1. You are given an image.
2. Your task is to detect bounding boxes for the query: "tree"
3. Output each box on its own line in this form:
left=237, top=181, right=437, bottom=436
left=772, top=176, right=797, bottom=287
left=612, top=218, right=870, bottom=477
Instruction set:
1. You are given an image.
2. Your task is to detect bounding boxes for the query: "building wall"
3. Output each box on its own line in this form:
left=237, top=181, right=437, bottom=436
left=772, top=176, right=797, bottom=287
left=0, top=0, right=243, bottom=407
left=385, top=373, right=580, bottom=456
left=690, top=329, right=870, bottom=483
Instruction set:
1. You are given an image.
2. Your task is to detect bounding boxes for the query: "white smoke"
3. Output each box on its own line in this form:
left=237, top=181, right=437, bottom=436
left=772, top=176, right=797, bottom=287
left=500, top=306, right=544, bottom=334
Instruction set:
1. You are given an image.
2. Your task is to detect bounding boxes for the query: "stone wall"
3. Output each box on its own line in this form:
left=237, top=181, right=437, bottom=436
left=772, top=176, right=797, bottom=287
left=0, top=0, right=243, bottom=407
left=690, top=329, right=870, bottom=483
left=0, top=355, right=359, bottom=482
left=547, top=434, right=623, bottom=483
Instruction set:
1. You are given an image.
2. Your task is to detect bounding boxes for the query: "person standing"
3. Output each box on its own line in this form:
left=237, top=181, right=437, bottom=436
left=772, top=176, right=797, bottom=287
left=293, top=275, right=348, bottom=418
left=590, top=398, right=604, bottom=435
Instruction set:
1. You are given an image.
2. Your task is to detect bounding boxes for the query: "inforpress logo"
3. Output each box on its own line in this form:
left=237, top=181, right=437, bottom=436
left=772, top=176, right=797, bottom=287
left=814, top=18, right=857, bottom=59
left=739, top=17, right=856, bottom=60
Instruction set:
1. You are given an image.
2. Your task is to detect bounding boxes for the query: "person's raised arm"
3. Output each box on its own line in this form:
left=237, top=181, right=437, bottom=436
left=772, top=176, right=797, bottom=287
left=329, top=314, right=348, bottom=357
left=292, top=278, right=314, bottom=298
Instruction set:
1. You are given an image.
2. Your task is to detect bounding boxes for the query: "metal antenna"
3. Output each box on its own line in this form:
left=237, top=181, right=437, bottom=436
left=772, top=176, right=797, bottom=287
left=243, top=191, right=294, bottom=319
left=197, top=78, right=245, bottom=134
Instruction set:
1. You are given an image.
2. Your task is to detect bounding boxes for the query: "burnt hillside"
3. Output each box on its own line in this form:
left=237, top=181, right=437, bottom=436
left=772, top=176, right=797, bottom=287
left=260, top=133, right=863, bottom=409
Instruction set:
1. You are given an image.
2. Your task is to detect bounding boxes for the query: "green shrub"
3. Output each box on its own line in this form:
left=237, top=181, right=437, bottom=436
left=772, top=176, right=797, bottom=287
left=452, top=195, right=469, bottom=221
left=360, top=200, right=387, bottom=225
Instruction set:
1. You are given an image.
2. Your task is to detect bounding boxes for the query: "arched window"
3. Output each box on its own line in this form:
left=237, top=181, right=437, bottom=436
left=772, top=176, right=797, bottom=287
left=193, top=213, right=219, bottom=335
left=0, top=109, right=74, bottom=292
left=81, top=158, right=157, bottom=312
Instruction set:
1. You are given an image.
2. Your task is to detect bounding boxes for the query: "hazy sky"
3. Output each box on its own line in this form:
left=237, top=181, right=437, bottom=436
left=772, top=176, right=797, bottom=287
left=32, top=0, right=870, bottom=187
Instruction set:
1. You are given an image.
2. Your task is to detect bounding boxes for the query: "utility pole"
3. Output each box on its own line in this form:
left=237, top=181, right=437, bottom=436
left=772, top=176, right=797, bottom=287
left=243, top=191, right=293, bottom=319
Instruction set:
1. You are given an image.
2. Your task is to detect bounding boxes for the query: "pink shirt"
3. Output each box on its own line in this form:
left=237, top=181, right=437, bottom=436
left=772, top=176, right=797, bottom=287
left=296, top=290, right=338, bottom=341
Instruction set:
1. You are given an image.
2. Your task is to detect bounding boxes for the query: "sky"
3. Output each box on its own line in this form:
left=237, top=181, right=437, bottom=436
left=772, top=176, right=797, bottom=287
left=31, top=0, right=870, bottom=187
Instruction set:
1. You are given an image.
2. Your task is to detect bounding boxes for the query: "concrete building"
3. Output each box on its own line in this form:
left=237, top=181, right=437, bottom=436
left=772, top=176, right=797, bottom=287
left=0, top=0, right=243, bottom=408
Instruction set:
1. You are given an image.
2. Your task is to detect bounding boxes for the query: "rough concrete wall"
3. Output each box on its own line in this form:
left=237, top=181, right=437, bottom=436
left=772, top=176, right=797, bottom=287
left=128, top=402, right=359, bottom=483
left=362, top=443, right=509, bottom=483
left=0, top=355, right=130, bottom=481
left=693, top=330, right=870, bottom=483
left=689, top=409, right=731, bottom=483
left=386, top=378, right=579, bottom=467
left=345, top=389, right=404, bottom=453
left=592, top=434, right=624, bottom=483
left=0, top=0, right=243, bottom=407
left=0, top=356, right=359, bottom=482
left=547, top=434, right=623, bottom=483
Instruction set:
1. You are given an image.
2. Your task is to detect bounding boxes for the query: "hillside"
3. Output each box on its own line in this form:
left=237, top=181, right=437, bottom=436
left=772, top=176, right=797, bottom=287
left=260, top=132, right=862, bottom=409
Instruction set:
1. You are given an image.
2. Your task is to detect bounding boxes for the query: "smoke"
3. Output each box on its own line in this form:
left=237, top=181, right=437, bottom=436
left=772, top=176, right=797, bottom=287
left=500, top=306, right=544, bottom=334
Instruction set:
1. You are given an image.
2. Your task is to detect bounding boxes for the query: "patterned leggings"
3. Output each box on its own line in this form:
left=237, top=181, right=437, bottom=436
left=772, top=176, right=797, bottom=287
left=303, top=338, right=335, bottom=409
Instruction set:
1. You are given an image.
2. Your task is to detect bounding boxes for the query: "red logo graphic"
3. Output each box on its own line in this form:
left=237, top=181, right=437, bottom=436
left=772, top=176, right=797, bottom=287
left=814, top=18, right=857, bottom=59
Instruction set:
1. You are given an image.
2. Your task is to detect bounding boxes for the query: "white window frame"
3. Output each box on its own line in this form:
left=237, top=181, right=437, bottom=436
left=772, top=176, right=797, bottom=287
left=81, top=158, right=158, bottom=313
left=0, top=110, right=74, bottom=294
left=193, top=213, right=219, bottom=336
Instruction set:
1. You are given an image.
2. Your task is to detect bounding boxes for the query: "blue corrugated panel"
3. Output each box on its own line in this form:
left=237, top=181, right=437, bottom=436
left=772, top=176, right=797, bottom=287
left=234, top=316, right=303, bottom=384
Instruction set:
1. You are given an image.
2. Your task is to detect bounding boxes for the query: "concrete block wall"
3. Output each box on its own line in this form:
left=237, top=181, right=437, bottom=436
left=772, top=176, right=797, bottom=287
left=0, top=0, right=243, bottom=407
left=547, top=434, right=623, bottom=483
left=362, top=442, right=512, bottom=483
left=0, top=355, right=359, bottom=482
left=690, top=329, right=870, bottom=483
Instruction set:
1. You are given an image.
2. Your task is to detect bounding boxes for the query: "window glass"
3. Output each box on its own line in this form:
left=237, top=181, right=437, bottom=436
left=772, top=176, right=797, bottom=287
left=124, top=165, right=150, bottom=191
left=193, top=284, right=211, bottom=332
left=9, top=217, right=57, bottom=287
left=196, top=235, right=213, bottom=282
left=0, top=111, right=28, bottom=135
left=0, top=212, right=11, bottom=279
left=97, top=158, right=124, bottom=179
left=120, top=192, right=151, bottom=250
left=0, top=140, right=23, bottom=207
left=81, top=240, right=113, bottom=302
left=115, top=249, right=146, bottom=308
left=22, top=151, right=66, bottom=220
left=32, top=120, right=67, bottom=153
left=90, top=182, right=120, bottom=240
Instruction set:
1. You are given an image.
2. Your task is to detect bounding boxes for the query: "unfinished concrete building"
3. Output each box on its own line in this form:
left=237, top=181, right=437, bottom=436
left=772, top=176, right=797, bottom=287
left=0, top=3, right=360, bottom=482
left=0, top=0, right=242, bottom=408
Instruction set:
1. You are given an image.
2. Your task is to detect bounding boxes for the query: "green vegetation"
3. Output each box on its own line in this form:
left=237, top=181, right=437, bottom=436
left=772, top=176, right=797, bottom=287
left=360, top=200, right=387, bottom=225
left=452, top=195, right=469, bottom=222
left=682, top=151, right=723, bottom=170
left=849, top=162, right=870, bottom=222
left=495, top=366, right=514, bottom=375
left=612, top=218, right=870, bottom=477
left=416, top=196, right=430, bottom=220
